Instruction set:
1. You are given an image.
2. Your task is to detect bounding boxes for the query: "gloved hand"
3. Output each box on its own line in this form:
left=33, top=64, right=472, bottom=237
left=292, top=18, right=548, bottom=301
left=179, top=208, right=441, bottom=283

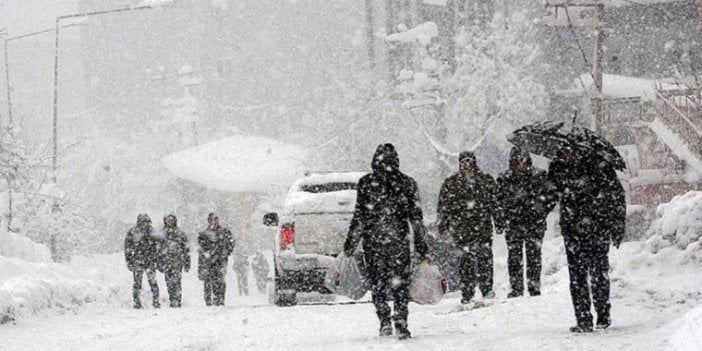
left=613, top=239, right=621, bottom=249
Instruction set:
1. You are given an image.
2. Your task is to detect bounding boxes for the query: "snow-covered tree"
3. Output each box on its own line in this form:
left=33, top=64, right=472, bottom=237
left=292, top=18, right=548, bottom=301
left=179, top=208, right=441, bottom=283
left=397, top=10, right=549, bottom=174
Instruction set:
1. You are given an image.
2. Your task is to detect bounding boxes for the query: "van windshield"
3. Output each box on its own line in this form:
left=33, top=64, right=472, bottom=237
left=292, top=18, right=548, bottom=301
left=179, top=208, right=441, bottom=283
left=299, top=182, right=357, bottom=193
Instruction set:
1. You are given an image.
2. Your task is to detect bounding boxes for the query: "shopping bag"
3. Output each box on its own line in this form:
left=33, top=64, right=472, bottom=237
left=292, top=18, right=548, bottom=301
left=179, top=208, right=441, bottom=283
left=409, top=261, right=447, bottom=305
left=324, top=253, right=370, bottom=300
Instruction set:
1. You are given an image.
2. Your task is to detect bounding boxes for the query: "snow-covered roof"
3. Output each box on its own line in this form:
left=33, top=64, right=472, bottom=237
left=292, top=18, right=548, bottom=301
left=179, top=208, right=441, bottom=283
left=163, top=134, right=309, bottom=193
left=571, top=74, right=683, bottom=101
left=544, top=0, right=686, bottom=7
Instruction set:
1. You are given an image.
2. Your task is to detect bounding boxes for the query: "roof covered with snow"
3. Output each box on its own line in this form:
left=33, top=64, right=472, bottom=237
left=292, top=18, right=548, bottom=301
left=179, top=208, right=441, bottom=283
left=571, top=74, right=684, bottom=101
left=163, top=134, right=309, bottom=194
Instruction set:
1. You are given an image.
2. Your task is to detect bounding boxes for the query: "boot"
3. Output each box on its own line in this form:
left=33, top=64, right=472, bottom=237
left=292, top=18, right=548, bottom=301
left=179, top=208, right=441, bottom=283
left=394, top=320, right=411, bottom=340
left=569, top=322, right=593, bottom=333
left=379, top=319, right=392, bottom=337
left=596, top=314, right=611, bottom=329
left=507, top=291, right=522, bottom=298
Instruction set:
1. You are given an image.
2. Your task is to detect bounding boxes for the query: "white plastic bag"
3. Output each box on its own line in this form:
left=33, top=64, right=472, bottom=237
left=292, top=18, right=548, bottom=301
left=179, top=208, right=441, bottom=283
left=324, top=253, right=369, bottom=300
left=409, top=261, right=447, bottom=305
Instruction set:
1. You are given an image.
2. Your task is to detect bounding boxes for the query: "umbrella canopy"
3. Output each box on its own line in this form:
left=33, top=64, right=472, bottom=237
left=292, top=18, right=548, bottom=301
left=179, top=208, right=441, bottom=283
left=507, top=121, right=626, bottom=170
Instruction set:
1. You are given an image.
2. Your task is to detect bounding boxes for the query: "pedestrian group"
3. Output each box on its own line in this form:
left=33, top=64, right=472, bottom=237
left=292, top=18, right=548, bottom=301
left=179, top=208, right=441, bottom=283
left=124, top=140, right=625, bottom=339
left=344, top=142, right=625, bottom=339
left=124, top=212, right=269, bottom=309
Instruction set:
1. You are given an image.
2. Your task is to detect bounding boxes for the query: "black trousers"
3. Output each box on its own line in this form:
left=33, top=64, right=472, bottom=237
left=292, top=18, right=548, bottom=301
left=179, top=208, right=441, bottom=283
left=371, top=273, right=410, bottom=324
left=203, top=266, right=227, bottom=306
left=563, top=230, right=611, bottom=327
left=458, top=241, right=493, bottom=302
left=165, top=269, right=183, bottom=307
left=506, top=230, right=543, bottom=296
left=132, top=268, right=159, bottom=307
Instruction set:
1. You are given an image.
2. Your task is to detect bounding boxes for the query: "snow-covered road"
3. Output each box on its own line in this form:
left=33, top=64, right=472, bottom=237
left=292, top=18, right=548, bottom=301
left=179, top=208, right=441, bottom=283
left=0, top=286, right=697, bottom=351
left=2, top=236, right=702, bottom=351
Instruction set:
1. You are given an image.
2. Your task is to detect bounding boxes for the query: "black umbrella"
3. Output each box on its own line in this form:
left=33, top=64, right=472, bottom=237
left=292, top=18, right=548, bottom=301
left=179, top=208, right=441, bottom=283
left=507, top=121, right=626, bottom=170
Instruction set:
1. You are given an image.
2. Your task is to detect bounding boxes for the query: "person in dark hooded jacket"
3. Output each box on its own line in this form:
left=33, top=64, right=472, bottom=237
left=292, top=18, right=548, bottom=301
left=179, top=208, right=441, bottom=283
left=548, top=145, right=625, bottom=333
left=198, top=213, right=235, bottom=306
left=437, top=151, right=498, bottom=304
left=496, top=147, right=555, bottom=298
left=344, top=143, right=429, bottom=340
left=160, top=214, right=190, bottom=308
left=124, top=214, right=163, bottom=309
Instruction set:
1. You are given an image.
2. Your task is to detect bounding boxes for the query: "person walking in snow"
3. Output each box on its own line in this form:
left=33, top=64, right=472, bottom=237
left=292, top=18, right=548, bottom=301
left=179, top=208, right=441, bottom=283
left=496, top=147, right=555, bottom=298
left=344, top=143, right=429, bottom=340
left=232, top=248, right=249, bottom=296
left=251, top=251, right=269, bottom=294
left=548, top=144, right=625, bottom=333
left=124, top=214, right=163, bottom=309
left=437, top=151, right=499, bottom=304
left=160, top=213, right=190, bottom=308
left=197, top=213, right=235, bottom=306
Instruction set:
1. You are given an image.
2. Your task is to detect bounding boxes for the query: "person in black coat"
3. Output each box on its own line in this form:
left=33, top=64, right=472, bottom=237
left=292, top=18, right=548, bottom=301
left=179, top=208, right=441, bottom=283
left=344, top=143, right=429, bottom=340
left=160, top=214, right=190, bottom=308
left=198, top=213, right=235, bottom=306
left=548, top=145, right=625, bottom=333
left=496, top=148, right=555, bottom=298
left=124, top=214, right=163, bottom=309
left=437, top=151, right=499, bottom=304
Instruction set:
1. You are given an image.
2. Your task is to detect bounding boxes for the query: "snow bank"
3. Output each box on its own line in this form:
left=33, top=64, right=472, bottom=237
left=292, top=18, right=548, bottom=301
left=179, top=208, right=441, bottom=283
left=672, top=303, right=702, bottom=351
left=0, top=254, right=124, bottom=324
left=0, top=229, right=52, bottom=263
left=646, top=191, right=702, bottom=253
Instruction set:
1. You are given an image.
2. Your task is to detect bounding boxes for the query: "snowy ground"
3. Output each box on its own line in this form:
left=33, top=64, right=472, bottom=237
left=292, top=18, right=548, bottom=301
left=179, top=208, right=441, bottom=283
left=1, top=237, right=701, bottom=350
left=2, top=193, right=702, bottom=350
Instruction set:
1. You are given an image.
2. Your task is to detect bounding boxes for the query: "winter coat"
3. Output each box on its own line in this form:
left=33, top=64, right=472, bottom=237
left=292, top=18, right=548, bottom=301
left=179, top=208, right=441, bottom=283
left=124, top=225, right=163, bottom=271
left=547, top=155, right=626, bottom=246
left=197, top=226, right=235, bottom=280
left=437, top=169, right=498, bottom=247
left=496, top=151, right=555, bottom=237
left=161, top=227, right=190, bottom=272
left=344, top=144, right=429, bottom=282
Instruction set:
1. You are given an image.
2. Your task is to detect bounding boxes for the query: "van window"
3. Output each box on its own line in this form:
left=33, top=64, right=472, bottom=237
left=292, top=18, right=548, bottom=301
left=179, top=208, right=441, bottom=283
left=299, top=182, right=357, bottom=193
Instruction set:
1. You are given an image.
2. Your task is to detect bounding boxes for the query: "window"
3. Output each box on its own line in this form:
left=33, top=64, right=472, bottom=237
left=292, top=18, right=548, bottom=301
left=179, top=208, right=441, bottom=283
left=299, top=182, right=357, bottom=193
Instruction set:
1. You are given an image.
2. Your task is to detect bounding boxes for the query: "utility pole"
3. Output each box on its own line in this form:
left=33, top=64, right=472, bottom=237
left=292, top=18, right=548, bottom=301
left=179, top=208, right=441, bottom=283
left=545, top=0, right=606, bottom=134
left=592, top=2, right=605, bottom=134
left=365, top=0, right=376, bottom=70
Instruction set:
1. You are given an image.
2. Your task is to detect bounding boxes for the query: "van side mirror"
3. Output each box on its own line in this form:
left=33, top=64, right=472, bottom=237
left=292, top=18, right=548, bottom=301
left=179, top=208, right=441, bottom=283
left=262, top=213, right=279, bottom=227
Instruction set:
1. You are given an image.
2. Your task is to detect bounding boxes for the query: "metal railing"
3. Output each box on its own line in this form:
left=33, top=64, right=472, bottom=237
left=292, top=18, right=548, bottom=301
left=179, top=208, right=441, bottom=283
left=655, top=88, right=702, bottom=159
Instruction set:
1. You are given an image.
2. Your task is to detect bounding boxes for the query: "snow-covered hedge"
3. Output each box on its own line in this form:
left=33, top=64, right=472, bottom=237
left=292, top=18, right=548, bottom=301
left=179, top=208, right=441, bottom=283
left=0, top=229, right=52, bottom=263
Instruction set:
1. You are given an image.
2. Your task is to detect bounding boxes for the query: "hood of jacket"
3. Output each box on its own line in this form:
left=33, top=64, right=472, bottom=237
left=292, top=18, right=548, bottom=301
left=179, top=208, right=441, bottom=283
left=371, top=143, right=400, bottom=175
